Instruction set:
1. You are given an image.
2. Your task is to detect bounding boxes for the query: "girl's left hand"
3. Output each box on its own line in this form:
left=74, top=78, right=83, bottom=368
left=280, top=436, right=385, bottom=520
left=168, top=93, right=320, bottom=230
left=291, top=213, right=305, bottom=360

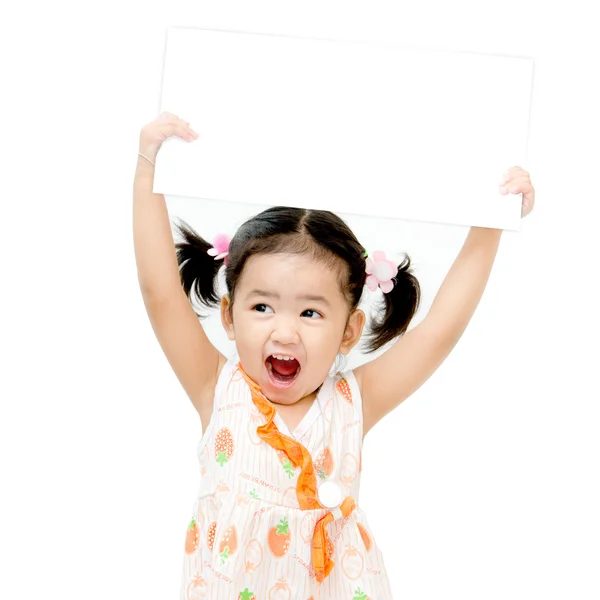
left=499, top=166, right=535, bottom=218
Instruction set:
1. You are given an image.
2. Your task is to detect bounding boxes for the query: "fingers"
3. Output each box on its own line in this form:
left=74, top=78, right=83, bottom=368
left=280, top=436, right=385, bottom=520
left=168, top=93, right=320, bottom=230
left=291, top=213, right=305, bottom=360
left=157, top=111, right=180, bottom=123
left=163, top=113, right=199, bottom=141
left=501, top=166, right=528, bottom=183
left=521, top=195, right=534, bottom=218
left=498, top=166, right=535, bottom=218
left=499, top=175, right=530, bottom=194
left=499, top=167, right=531, bottom=195
left=175, top=121, right=199, bottom=141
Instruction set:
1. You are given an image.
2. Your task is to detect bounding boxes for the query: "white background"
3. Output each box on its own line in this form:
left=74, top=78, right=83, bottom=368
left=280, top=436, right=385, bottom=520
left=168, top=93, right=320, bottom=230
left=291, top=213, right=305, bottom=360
left=1, top=2, right=599, bottom=599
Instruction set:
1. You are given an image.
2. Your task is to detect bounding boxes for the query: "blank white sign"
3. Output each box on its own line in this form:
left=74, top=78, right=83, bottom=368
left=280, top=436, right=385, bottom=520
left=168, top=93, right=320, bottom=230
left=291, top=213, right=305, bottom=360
left=154, top=27, right=533, bottom=230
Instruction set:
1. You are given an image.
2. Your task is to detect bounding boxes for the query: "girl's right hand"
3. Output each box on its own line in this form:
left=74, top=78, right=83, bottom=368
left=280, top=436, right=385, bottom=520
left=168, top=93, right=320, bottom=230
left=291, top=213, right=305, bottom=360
left=138, top=112, right=200, bottom=165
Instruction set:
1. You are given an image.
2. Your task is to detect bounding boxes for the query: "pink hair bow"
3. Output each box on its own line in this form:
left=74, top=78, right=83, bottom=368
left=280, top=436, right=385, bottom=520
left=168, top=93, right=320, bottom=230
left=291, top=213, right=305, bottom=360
left=365, top=250, right=396, bottom=293
left=207, top=233, right=231, bottom=264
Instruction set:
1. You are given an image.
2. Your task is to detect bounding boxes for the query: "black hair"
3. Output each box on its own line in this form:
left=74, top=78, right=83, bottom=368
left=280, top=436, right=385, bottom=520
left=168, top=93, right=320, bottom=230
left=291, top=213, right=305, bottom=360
left=174, top=206, right=420, bottom=353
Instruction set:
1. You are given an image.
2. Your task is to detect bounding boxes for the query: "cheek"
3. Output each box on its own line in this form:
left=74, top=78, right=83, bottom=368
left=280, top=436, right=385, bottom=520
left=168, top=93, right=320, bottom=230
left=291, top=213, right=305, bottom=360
left=304, top=320, right=344, bottom=346
left=232, top=314, right=270, bottom=346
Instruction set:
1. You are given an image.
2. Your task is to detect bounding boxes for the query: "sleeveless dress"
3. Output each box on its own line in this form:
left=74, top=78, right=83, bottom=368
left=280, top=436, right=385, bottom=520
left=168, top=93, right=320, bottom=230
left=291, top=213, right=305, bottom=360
left=179, top=356, right=393, bottom=599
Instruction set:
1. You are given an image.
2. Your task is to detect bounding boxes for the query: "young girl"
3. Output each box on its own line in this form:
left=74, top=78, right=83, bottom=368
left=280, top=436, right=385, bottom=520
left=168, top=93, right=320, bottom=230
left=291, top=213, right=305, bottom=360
left=134, top=112, right=535, bottom=599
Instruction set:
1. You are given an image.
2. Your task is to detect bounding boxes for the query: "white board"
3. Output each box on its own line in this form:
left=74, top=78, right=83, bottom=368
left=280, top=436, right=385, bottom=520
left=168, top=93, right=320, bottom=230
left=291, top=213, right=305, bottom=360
left=154, top=27, right=533, bottom=230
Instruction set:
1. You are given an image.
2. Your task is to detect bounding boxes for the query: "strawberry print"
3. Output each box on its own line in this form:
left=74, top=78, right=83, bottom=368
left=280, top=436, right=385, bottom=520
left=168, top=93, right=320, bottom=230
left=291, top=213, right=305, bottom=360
left=337, top=376, right=352, bottom=404
left=342, top=544, right=364, bottom=580
left=268, top=577, right=291, bottom=600
left=300, top=512, right=313, bottom=542
left=340, top=452, right=359, bottom=486
left=277, top=449, right=296, bottom=478
left=267, top=516, right=291, bottom=557
left=184, top=517, right=199, bottom=554
left=215, top=427, right=234, bottom=466
left=219, top=525, right=238, bottom=565
left=244, top=538, right=264, bottom=573
left=247, top=411, right=263, bottom=445
left=207, top=521, right=217, bottom=552
left=281, top=486, right=300, bottom=509
left=352, top=587, right=370, bottom=600
left=239, top=588, right=256, bottom=600
left=314, top=446, right=334, bottom=479
left=215, top=480, right=230, bottom=492
left=186, top=574, right=208, bottom=599
left=282, top=458, right=295, bottom=478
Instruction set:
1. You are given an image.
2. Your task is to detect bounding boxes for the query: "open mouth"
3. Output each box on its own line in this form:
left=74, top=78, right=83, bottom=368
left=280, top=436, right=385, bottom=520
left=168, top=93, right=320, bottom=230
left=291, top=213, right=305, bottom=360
left=265, top=355, right=301, bottom=387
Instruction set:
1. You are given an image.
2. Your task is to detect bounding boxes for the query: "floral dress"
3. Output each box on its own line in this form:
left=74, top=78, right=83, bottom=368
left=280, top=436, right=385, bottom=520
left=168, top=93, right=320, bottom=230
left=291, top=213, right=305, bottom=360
left=179, top=357, right=393, bottom=599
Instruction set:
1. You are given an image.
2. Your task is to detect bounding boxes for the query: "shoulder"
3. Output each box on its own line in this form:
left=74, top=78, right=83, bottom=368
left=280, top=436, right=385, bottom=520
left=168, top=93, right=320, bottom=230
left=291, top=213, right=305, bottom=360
left=214, top=354, right=244, bottom=394
left=347, top=364, right=378, bottom=436
left=197, top=354, right=239, bottom=428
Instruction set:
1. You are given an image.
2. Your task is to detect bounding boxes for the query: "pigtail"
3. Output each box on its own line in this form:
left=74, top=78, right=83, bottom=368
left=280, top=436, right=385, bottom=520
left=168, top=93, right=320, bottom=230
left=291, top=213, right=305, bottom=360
left=172, top=217, right=224, bottom=318
left=363, top=253, right=421, bottom=353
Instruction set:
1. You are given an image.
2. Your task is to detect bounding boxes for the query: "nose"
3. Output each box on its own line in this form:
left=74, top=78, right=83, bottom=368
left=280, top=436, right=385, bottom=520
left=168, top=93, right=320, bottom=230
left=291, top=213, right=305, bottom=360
left=270, top=314, right=300, bottom=345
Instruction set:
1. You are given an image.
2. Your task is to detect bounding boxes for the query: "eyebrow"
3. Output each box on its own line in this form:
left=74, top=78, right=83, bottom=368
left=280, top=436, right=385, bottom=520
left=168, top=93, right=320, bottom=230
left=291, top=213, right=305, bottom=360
left=245, top=289, right=331, bottom=307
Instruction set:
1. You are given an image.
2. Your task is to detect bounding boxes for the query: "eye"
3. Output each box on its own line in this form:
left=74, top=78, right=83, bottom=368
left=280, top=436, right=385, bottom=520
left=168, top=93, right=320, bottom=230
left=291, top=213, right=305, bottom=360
left=253, top=303, right=273, bottom=313
left=301, top=309, right=322, bottom=319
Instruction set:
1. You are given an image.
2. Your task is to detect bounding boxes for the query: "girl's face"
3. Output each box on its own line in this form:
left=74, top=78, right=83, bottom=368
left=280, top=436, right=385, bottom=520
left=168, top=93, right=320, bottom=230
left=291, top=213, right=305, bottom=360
left=221, top=252, right=365, bottom=405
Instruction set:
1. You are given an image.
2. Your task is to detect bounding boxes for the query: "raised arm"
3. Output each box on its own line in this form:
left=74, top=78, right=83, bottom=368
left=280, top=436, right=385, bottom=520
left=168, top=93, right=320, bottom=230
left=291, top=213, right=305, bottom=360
left=133, top=113, right=226, bottom=428
left=134, top=156, right=185, bottom=296
left=354, top=167, right=535, bottom=436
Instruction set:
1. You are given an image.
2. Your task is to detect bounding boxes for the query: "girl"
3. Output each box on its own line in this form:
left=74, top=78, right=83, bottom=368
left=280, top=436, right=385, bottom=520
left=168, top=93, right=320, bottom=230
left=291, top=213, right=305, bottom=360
left=134, top=112, right=535, bottom=599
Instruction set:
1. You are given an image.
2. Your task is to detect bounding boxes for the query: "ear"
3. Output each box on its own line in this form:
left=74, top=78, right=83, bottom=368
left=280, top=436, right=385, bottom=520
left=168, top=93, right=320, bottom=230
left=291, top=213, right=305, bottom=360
left=339, top=308, right=366, bottom=355
left=220, top=294, right=235, bottom=341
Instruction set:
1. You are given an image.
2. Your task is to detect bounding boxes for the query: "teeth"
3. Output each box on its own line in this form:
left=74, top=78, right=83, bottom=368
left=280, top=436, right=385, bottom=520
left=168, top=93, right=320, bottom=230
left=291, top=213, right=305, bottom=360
left=272, top=354, right=295, bottom=361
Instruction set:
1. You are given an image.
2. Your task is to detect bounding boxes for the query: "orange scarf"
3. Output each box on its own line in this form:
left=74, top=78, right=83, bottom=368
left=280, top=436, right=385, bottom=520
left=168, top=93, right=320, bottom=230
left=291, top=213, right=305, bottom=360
left=237, top=362, right=356, bottom=582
